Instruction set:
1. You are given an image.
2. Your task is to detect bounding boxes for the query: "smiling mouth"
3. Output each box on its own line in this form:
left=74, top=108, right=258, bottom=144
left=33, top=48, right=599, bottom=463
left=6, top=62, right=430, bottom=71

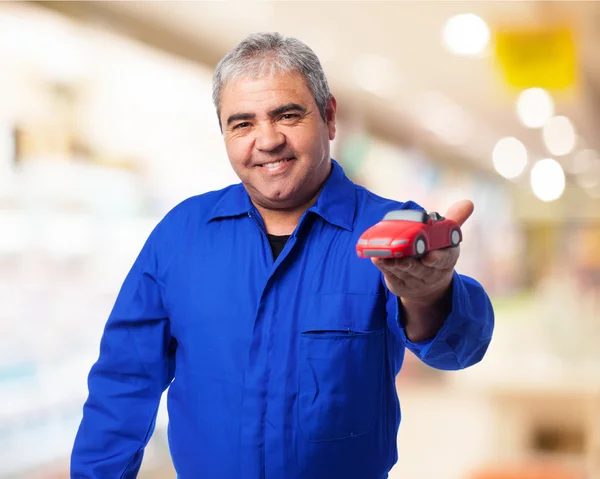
left=258, top=157, right=295, bottom=168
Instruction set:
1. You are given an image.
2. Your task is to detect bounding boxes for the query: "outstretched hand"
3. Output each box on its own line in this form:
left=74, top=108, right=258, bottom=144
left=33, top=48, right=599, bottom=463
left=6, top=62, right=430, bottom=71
left=372, top=200, right=474, bottom=304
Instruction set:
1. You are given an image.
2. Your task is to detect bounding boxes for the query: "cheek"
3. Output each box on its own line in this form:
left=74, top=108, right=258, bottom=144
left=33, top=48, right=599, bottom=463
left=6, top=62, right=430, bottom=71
left=289, top=131, right=316, bottom=157
left=225, top=138, right=251, bottom=167
left=296, top=126, right=328, bottom=154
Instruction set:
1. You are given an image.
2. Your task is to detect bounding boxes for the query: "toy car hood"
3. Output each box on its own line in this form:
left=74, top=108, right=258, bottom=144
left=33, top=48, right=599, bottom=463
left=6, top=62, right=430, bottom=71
left=361, top=220, right=425, bottom=240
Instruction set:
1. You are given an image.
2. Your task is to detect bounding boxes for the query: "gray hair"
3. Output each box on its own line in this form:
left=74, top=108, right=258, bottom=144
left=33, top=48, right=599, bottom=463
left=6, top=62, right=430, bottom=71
left=212, top=32, right=331, bottom=127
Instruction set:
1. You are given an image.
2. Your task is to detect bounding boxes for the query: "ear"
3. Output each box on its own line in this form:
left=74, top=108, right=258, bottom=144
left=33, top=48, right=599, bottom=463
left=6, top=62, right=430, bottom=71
left=325, top=95, right=337, bottom=141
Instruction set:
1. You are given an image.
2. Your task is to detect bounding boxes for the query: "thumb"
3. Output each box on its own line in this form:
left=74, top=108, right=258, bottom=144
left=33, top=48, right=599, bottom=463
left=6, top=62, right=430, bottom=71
left=444, top=199, right=474, bottom=227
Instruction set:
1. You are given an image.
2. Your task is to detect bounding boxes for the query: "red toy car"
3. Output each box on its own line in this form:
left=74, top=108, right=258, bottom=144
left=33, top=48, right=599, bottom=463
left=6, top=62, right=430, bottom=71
left=356, top=209, right=462, bottom=259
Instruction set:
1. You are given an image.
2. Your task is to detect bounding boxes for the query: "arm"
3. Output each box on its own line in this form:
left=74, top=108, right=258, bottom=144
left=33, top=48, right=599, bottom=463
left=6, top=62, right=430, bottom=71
left=71, top=230, right=176, bottom=478
left=386, top=271, right=494, bottom=370
left=377, top=199, right=494, bottom=370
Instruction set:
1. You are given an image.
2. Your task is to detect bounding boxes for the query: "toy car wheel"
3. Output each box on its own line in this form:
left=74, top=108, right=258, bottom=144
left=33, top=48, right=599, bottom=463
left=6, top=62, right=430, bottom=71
left=414, top=237, right=427, bottom=257
left=450, top=228, right=461, bottom=246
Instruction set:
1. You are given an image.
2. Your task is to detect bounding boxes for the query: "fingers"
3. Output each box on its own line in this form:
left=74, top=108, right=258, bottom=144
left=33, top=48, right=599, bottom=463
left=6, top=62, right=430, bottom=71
left=371, top=257, right=397, bottom=276
left=372, top=257, right=432, bottom=280
left=420, top=246, right=459, bottom=270
left=444, top=200, right=474, bottom=227
left=373, top=248, right=458, bottom=277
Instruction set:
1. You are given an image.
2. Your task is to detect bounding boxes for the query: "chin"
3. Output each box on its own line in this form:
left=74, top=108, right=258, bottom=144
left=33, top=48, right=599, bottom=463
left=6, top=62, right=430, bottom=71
left=252, top=186, right=297, bottom=208
left=249, top=174, right=317, bottom=209
left=259, top=182, right=296, bottom=202
left=262, top=193, right=296, bottom=209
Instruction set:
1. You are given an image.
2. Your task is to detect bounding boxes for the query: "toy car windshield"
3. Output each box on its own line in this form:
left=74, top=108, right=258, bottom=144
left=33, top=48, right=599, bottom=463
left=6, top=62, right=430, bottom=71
left=382, top=210, right=429, bottom=223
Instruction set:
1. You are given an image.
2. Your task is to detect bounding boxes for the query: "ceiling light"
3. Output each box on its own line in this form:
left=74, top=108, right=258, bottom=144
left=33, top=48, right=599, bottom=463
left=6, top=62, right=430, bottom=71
left=530, top=158, right=565, bottom=202
left=516, top=88, right=554, bottom=129
left=442, top=13, right=490, bottom=56
left=543, top=116, right=576, bottom=156
left=492, top=137, right=528, bottom=179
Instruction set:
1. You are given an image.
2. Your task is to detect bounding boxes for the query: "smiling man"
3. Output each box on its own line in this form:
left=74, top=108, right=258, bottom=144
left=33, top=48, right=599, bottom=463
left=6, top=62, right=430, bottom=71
left=71, top=32, right=494, bottom=479
left=220, top=70, right=334, bottom=234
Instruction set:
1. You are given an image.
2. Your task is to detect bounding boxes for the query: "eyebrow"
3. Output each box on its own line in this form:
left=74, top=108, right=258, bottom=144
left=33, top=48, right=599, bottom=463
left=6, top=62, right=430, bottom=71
left=270, top=103, right=306, bottom=117
left=226, top=103, right=307, bottom=127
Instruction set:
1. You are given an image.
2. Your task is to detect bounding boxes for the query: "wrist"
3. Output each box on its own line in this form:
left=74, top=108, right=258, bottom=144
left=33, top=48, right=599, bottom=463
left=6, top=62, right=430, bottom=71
left=401, top=273, right=453, bottom=309
left=400, top=276, right=454, bottom=342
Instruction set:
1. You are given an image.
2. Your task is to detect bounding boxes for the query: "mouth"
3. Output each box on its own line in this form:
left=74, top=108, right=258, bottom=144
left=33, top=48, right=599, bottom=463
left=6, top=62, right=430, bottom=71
left=258, top=157, right=295, bottom=169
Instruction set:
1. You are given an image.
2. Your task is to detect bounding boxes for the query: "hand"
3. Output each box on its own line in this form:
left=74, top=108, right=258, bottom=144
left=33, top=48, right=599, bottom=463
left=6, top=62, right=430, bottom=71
left=372, top=200, right=474, bottom=305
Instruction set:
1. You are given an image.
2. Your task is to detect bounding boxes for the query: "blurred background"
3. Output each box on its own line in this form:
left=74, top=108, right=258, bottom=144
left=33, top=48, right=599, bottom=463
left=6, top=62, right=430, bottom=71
left=0, top=1, right=599, bottom=478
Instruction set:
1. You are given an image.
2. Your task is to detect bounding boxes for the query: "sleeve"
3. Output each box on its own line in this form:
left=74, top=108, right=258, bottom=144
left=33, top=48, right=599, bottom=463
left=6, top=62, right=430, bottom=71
left=70, top=227, right=176, bottom=478
left=386, top=271, right=494, bottom=371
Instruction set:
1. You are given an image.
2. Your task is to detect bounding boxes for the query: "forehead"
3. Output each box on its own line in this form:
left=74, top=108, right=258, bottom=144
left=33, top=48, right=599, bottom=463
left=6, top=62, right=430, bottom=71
left=220, top=70, right=313, bottom=112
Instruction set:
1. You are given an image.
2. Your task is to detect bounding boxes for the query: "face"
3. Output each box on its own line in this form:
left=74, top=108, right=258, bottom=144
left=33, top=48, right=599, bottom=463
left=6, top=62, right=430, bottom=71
left=219, top=70, right=337, bottom=211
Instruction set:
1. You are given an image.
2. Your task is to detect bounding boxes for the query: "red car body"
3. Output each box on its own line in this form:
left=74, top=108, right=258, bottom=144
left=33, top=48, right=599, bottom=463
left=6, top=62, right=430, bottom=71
left=356, top=210, right=462, bottom=259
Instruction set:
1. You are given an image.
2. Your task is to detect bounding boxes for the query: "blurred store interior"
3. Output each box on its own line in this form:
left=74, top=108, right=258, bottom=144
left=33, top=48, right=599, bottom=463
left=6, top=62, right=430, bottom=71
left=0, top=1, right=599, bottom=478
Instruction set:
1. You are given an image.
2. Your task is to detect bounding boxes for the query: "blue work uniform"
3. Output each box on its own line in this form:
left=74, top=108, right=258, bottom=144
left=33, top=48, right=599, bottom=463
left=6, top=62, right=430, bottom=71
left=71, top=160, right=494, bottom=478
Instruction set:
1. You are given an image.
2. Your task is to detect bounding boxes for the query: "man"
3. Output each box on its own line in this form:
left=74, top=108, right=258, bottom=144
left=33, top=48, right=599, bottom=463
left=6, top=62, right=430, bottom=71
left=71, top=32, right=494, bottom=478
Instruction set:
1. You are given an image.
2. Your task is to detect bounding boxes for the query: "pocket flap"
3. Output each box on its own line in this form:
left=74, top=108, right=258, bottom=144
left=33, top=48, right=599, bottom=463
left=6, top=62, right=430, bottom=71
left=301, top=293, right=386, bottom=333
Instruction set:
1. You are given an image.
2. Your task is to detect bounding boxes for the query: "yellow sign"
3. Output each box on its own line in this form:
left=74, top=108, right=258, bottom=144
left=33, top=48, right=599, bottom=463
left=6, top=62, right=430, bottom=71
left=494, top=26, right=577, bottom=90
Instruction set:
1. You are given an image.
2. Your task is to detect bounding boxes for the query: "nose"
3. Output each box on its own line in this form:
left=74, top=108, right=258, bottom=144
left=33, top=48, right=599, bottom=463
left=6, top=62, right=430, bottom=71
left=254, top=123, right=285, bottom=152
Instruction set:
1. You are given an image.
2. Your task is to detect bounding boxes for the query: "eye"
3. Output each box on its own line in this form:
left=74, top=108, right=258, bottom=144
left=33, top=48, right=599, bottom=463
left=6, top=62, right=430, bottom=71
left=280, top=113, right=299, bottom=121
left=233, top=122, right=251, bottom=130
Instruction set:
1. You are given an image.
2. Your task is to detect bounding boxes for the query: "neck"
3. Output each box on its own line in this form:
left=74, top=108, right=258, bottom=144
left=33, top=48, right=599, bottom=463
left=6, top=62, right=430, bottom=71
left=255, top=197, right=316, bottom=236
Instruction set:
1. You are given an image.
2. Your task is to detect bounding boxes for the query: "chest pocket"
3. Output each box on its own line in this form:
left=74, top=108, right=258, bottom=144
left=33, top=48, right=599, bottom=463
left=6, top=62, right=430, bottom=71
left=298, top=293, right=386, bottom=442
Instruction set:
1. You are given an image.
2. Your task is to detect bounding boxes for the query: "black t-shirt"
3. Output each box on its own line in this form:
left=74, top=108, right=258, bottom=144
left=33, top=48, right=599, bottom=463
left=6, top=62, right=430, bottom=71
left=267, top=234, right=290, bottom=260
